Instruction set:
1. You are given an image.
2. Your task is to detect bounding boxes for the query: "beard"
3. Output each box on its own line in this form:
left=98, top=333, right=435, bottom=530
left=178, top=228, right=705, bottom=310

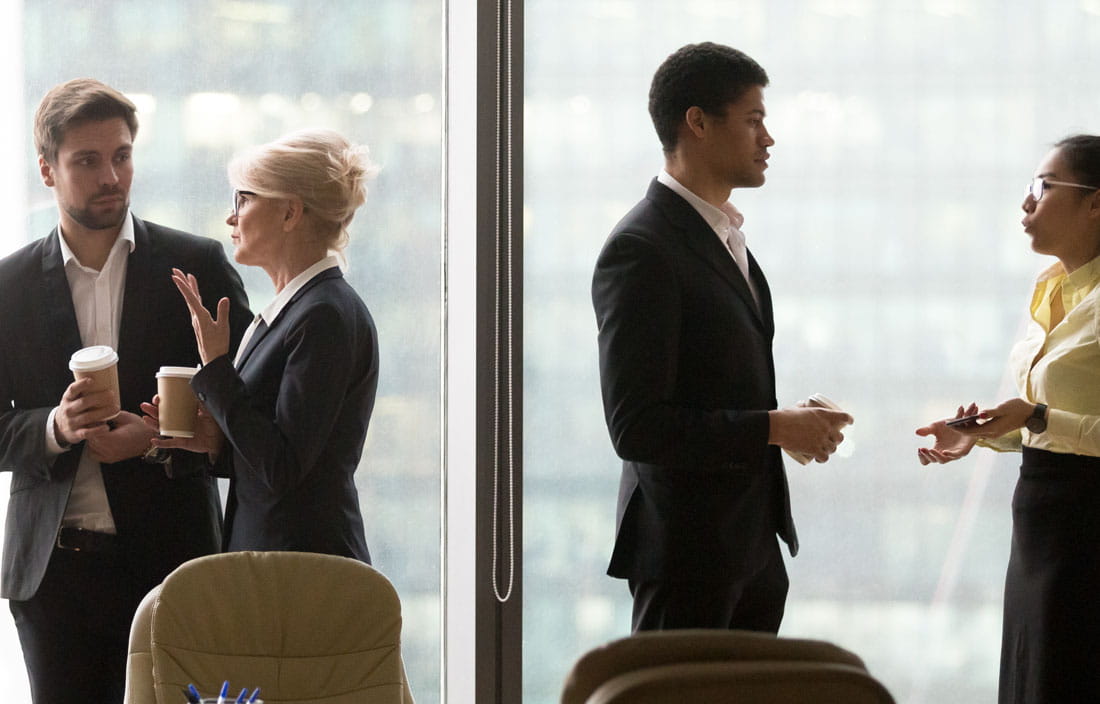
left=64, top=194, right=130, bottom=231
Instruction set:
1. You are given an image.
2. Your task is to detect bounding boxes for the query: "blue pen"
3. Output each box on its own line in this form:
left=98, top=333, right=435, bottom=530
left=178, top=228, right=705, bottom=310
left=217, top=681, right=229, bottom=704
left=247, top=687, right=261, bottom=703
left=188, top=684, right=202, bottom=703
left=235, top=688, right=248, bottom=703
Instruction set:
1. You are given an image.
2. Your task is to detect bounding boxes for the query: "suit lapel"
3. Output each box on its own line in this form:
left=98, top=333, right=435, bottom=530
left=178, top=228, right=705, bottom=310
left=39, top=229, right=84, bottom=363
left=117, top=216, right=154, bottom=369
left=648, top=180, right=767, bottom=329
left=746, top=248, right=774, bottom=338
left=234, top=267, right=342, bottom=370
left=233, top=316, right=269, bottom=370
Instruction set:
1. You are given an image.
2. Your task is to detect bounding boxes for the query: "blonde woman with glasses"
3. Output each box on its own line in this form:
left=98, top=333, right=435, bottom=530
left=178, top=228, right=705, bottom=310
left=143, top=129, right=378, bottom=564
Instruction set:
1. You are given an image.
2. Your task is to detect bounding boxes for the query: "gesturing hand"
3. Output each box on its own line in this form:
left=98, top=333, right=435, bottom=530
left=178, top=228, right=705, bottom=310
left=915, top=403, right=980, bottom=465
left=172, top=268, right=231, bottom=365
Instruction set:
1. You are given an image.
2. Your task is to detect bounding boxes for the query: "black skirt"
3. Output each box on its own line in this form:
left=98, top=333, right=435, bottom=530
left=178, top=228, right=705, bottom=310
left=1000, top=446, right=1100, bottom=704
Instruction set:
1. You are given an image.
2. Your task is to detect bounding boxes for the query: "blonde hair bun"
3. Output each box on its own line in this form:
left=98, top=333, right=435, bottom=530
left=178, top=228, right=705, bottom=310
left=228, top=128, right=380, bottom=252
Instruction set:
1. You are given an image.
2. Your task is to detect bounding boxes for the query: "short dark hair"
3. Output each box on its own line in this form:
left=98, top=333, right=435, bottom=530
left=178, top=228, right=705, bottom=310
left=648, top=42, right=769, bottom=153
left=34, top=78, right=138, bottom=164
left=1055, top=134, right=1100, bottom=188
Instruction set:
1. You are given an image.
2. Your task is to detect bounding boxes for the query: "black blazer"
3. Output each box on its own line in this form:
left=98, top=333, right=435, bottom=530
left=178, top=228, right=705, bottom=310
left=192, top=267, right=375, bottom=563
left=0, top=216, right=251, bottom=601
left=592, top=179, right=797, bottom=583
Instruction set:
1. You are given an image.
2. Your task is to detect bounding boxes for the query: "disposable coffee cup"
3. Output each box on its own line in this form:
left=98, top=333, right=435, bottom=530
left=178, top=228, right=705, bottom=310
left=784, top=393, right=846, bottom=466
left=156, top=366, right=199, bottom=438
left=68, top=345, right=121, bottom=419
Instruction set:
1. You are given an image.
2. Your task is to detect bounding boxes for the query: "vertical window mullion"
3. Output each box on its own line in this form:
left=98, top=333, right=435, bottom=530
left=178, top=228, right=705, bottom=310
left=444, top=0, right=522, bottom=702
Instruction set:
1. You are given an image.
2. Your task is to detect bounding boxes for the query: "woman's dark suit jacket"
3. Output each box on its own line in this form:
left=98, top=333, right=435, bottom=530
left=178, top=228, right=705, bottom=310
left=192, top=266, right=375, bottom=562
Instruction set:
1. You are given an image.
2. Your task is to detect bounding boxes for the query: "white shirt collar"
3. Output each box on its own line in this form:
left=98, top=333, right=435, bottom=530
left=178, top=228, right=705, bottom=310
left=57, top=211, right=136, bottom=269
left=259, top=254, right=342, bottom=325
left=657, top=170, right=745, bottom=234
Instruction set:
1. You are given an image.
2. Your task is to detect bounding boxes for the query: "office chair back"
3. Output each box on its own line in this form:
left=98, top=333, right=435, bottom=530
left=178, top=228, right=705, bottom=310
left=125, top=550, right=413, bottom=704
left=562, top=629, right=894, bottom=704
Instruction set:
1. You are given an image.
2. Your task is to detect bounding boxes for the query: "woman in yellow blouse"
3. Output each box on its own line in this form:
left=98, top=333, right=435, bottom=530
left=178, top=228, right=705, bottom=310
left=916, top=134, right=1100, bottom=704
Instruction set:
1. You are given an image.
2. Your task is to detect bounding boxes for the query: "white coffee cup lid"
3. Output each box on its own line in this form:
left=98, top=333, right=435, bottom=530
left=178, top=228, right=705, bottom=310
left=69, top=345, right=119, bottom=372
left=157, top=366, right=199, bottom=378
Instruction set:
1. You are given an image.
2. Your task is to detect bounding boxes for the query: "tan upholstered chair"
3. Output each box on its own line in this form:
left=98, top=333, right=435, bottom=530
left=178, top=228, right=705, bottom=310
left=561, top=629, right=894, bottom=704
left=124, top=551, right=414, bottom=704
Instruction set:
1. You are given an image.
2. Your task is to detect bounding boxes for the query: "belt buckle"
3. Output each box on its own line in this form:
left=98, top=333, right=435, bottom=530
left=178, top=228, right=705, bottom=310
left=56, top=528, right=84, bottom=551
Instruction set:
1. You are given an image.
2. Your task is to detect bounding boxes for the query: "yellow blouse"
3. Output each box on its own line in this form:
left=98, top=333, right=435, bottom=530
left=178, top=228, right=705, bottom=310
left=992, top=254, right=1100, bottom=457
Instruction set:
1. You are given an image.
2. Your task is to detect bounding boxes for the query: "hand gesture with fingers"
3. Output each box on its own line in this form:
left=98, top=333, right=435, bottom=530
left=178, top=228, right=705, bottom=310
left=172, top=268, right=231, bottom=364
left=915, top=403, right=980, bottom=465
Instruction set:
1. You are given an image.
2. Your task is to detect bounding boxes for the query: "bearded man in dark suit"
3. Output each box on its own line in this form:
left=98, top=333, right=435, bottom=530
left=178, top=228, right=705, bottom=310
left=0, top=78, right=250, bottom=703
left=592, top=43, right=852, bottom=634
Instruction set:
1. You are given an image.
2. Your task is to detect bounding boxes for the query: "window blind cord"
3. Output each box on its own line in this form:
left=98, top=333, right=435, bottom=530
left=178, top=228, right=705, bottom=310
left=491, top=0, right=515, bottom=605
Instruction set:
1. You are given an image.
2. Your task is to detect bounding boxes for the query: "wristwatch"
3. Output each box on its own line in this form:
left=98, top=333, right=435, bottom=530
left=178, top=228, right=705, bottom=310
left=1025, top=403, right=1048, bottom=434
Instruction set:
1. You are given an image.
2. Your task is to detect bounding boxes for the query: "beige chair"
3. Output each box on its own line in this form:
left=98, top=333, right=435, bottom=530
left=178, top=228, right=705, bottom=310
left=125, top=551, right=414, bottom=704
left=561, top=629, right=894, bottom=704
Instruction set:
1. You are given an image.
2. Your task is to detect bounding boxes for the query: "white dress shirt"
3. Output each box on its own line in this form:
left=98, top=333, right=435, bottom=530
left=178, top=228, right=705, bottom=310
left=657, top=170, right=760, bottom=308
left=44, top=214, right=136, bottom=533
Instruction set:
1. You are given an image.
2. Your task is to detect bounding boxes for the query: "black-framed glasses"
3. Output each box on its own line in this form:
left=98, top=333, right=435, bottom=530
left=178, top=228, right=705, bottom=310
left=1025, top=177, right=1100, bottom=202
left=232, top=189, right=256, bottom=217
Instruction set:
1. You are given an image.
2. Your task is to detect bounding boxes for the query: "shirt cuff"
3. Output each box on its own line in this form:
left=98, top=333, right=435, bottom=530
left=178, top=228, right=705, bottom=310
left=45, top=407, right=69, bottom=455
left=1044, top=407, right=1077, bottom=445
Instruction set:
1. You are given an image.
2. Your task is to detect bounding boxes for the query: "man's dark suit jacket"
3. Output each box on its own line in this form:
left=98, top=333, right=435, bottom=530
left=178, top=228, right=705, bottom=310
left=0, top=216, right=251, bottom=601
left=592, top=179, right=798, bottom=585
left=192, top=267, right=374, bottom=563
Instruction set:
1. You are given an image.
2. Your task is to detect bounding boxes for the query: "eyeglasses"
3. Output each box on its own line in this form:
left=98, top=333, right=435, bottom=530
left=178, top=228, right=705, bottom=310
left=232, top=189, right=256, bottom=217
left=1025, top=177, right=1099, bottom=202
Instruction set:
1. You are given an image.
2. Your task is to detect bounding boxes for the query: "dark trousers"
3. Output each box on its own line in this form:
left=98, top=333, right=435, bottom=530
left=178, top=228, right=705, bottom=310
left=629, top=537, right=788, bottom=633
left=9, top=545, right=151, bottom=704
left=999, top=447, right=1100, bottom=704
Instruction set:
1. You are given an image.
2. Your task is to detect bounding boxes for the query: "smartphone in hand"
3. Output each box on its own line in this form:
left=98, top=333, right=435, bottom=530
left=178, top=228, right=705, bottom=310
left=945, top=414, right=983, bottom=427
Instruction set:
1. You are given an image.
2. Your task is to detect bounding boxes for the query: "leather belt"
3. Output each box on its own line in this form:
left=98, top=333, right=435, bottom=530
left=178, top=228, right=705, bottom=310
left=56, top=527, right=120, bottom=554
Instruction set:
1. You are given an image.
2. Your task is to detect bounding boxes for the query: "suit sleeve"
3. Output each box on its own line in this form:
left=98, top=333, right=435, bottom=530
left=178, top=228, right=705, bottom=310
left=0, top=280, right=63, bottom=482
left=192, top=299, right=369, bottom=496
left=0, top=400, right=56, bottom=483
left=592, top=231, right=770, bottom=467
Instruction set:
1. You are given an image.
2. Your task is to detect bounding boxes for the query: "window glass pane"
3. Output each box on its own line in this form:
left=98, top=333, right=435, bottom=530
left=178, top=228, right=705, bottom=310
left=524, top=2, right=1100, bottom=702
left=1, top=3, right=442, bottom=701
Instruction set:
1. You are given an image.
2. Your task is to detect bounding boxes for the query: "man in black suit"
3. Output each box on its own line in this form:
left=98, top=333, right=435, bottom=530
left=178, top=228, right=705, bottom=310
left=0, top=78, right=250, bottom=703
left=592, top=43, right=852, bottom=634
